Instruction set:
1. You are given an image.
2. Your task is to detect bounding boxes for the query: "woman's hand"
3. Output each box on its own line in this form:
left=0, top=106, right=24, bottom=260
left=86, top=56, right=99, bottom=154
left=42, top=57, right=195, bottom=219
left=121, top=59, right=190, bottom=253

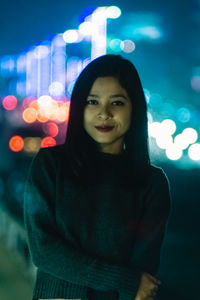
left=135, top=272, right=160, bottom=300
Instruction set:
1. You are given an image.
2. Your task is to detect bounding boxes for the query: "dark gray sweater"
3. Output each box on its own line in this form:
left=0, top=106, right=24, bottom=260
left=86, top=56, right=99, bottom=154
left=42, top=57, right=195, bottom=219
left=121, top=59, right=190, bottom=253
left=23, top=144, right=171, bottom=300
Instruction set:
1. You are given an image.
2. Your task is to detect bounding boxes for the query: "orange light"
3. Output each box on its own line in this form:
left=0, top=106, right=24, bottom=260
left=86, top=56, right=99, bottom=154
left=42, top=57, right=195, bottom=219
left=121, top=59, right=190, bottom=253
left=37, top=109, right=49, bottom=122
left=2, top=95, right=17, bottom=110
left=42, top=122, right=59, bottom=137
left=22, top=107, right=37, bottom=123
left=41, top=137, right=56, bottom=148
left=29, top=99, right=39, bottom=110
left=9, top=136, right=24, bottom=152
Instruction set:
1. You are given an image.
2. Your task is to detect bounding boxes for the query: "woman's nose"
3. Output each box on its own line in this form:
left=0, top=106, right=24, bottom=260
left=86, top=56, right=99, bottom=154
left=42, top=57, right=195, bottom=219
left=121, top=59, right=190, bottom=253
left=98, top=105, right=112, bottom=119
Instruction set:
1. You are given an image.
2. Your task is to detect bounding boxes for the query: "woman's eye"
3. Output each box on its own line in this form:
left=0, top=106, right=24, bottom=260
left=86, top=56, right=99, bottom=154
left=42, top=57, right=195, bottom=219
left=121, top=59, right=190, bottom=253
left=112, top=101, right=124, bottom=106
left=86, top=99, right=98, bottom=105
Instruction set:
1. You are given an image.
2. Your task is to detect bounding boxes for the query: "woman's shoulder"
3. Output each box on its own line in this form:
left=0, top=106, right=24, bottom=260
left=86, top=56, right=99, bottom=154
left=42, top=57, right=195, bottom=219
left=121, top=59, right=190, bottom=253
left=31, top=144, right=68, bottom=171
left=148, top=164, right=169, bottom=185
left=34, top=144, right=67, bottom=159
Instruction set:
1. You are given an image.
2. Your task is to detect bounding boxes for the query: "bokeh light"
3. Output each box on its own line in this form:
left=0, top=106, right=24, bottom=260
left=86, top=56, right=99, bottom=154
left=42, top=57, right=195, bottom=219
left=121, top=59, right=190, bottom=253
left=42, top=122, right=59, bottom=137
left=120, top=40, right=135, bottom=53
left=174, top=134, right=190, bottom=150
left=2, top=95, right=17, bottom=110
left=49, top=82, right=65, bottom=97
left=23, top=137, right=41, bottom=153
left=109, top=39, right=122, bottom=52
left=9, top=136, right=24, bottom=152
left=148, top=122, right=161, bottom=138
left=41, top=137, right=56, bottom=148
left=160, top=119, right=176, bottom=135
left=165, top=144, right=183, bottom=160
left=33, top=45, right=50, bottom=59
left=105, top=6, right=121, bottom=19
left=156, top=135, right=173, bottom=149
left=63, top=30, right=80, bottom=43
left=182, top=128, right=198, bottom=144
left=22, top=107, right=37, bottom=123
left=176, top=107, right=191, bottom=123
left=188, top=143, right=200, bottom=161
left=79, top=21, right=93, bottom=35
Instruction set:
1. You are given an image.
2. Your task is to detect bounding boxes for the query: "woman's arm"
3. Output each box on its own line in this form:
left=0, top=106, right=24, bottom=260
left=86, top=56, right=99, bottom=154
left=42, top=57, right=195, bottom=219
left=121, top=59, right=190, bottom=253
left=130, top=168, right=171, bottom=275
left=131, top=167, right=171, bottom=299
left=24, top=147, right=142, bottom=300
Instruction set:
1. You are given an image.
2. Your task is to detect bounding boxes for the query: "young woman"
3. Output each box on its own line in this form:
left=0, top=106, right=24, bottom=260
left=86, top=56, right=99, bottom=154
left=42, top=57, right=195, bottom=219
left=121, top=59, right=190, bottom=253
left=24, top=54, right=171, bottom=300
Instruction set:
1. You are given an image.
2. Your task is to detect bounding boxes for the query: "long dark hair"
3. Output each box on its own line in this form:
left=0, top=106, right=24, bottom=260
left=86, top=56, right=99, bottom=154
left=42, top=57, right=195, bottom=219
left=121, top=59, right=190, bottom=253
left=63, top=54, right=151, bottom=186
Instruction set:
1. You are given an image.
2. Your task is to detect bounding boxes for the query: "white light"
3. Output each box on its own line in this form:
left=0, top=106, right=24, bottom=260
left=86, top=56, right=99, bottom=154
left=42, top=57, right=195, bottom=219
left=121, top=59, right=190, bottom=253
left=188, top=143, right=200, bottom=161
left=33, top=45, right=50, bottom=59
left=79, top=22, right=93, bottom=35
left=105, top=6, right=121, bottom=19
left=63, top=30, right=79, bottom=43
left=92, top=8, right=107, bottom=25
left=160, top=119, right=176, bottom=135
left=49, top=82, right=65, bottom=97
left=38, top=95, right=52, bottom=107
left=52, top=34, right=66, bottom=47
left=148, top=122, right=161, bottom=138
left=134, top=26, right=161, bottom=39
left=182, top=128, right=198, bottom=144
left=174, top=134, right=190, bottom=150
left=120, top=40, right=135, bottom=53
left=147, top=112, right=153, bottom=124
left=166, top=144, right=183, bottom=160
left=156, top=135, right=173, bottom=149
left=144, top=89, right=150, bottom=103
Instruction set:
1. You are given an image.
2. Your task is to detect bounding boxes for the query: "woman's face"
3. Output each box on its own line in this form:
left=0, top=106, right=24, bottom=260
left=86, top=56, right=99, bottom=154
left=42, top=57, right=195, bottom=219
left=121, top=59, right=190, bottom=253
left=83, top=76, right=132, bottom=154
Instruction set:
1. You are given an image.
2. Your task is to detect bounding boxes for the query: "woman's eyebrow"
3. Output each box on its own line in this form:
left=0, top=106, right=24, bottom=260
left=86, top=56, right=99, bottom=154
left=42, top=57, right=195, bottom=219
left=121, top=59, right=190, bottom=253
left=87, top=94, right=128, bottom=100
left=87, top=94, right=99, bottom=97
left=110, top=94, right=128, bottom=100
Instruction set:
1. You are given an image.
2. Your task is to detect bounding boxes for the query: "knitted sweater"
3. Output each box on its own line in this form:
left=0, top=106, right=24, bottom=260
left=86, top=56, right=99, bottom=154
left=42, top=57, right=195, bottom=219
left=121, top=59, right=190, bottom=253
left=23, top=144, right=171, bottom=300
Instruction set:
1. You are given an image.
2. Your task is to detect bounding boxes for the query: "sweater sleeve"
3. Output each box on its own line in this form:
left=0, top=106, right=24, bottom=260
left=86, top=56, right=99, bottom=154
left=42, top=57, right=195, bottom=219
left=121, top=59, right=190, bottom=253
left=23, top=147, right=142, bottom=300
left=130, top=167, right=171, bottom=276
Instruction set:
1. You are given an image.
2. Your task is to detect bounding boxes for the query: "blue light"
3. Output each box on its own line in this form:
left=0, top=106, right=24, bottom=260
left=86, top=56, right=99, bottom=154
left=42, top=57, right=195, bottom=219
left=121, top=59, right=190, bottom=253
left=78, top=6, right=97, bottom=23
left=176, top=107, right=191, bottom=123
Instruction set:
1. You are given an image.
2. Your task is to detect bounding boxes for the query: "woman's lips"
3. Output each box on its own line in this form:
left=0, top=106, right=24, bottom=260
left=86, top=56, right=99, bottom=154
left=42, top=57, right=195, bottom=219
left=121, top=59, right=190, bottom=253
left=95, top=126, right=114, bottom=132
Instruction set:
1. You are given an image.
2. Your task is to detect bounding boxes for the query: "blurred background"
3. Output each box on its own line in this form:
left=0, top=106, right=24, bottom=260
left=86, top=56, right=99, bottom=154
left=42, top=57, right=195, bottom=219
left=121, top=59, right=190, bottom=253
left=0, top=0, right=200, bottom=299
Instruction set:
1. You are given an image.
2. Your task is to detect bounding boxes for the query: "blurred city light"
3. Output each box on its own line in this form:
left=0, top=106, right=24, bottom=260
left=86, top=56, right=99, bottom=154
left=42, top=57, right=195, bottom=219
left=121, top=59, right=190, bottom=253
left=133, top=26, right=161, bottom=39
left=182, top=128, right=198, bottom=144
left=22, top=107, right=37, bottom=123
left=174, top=134, right=190, bottom=150
left=176, top=107, right=191, bottom=123
left=42, top=122, right=59, bottom=137
left=41, top=137, right=56, bottom=147
left=63, top=30, right=80, bottom=43
left=23, top=137, right=41, bottom=153
left=156, top=135, right=173, bottom=149
left=109, top=39, right=122, bottom=52
left=2, top=95, right=18, bottom=110
left=148, top=121, right=161, bottom=138
left=188, top=143, right=200, bottom=161
left=49, top=81, right=65, bottom=97
left=33, top=45, right=50, bottom=59
left=120, top=40, right=135, bottom=53
left=78, top=21, right=93, bottom=35
left=160, top=119, right=176, bottom=135
left=9, top=136, right=24, bottom=152
left=165, top=144, right=183, bottom=160
left=105, top=6, right=121, bottom=19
